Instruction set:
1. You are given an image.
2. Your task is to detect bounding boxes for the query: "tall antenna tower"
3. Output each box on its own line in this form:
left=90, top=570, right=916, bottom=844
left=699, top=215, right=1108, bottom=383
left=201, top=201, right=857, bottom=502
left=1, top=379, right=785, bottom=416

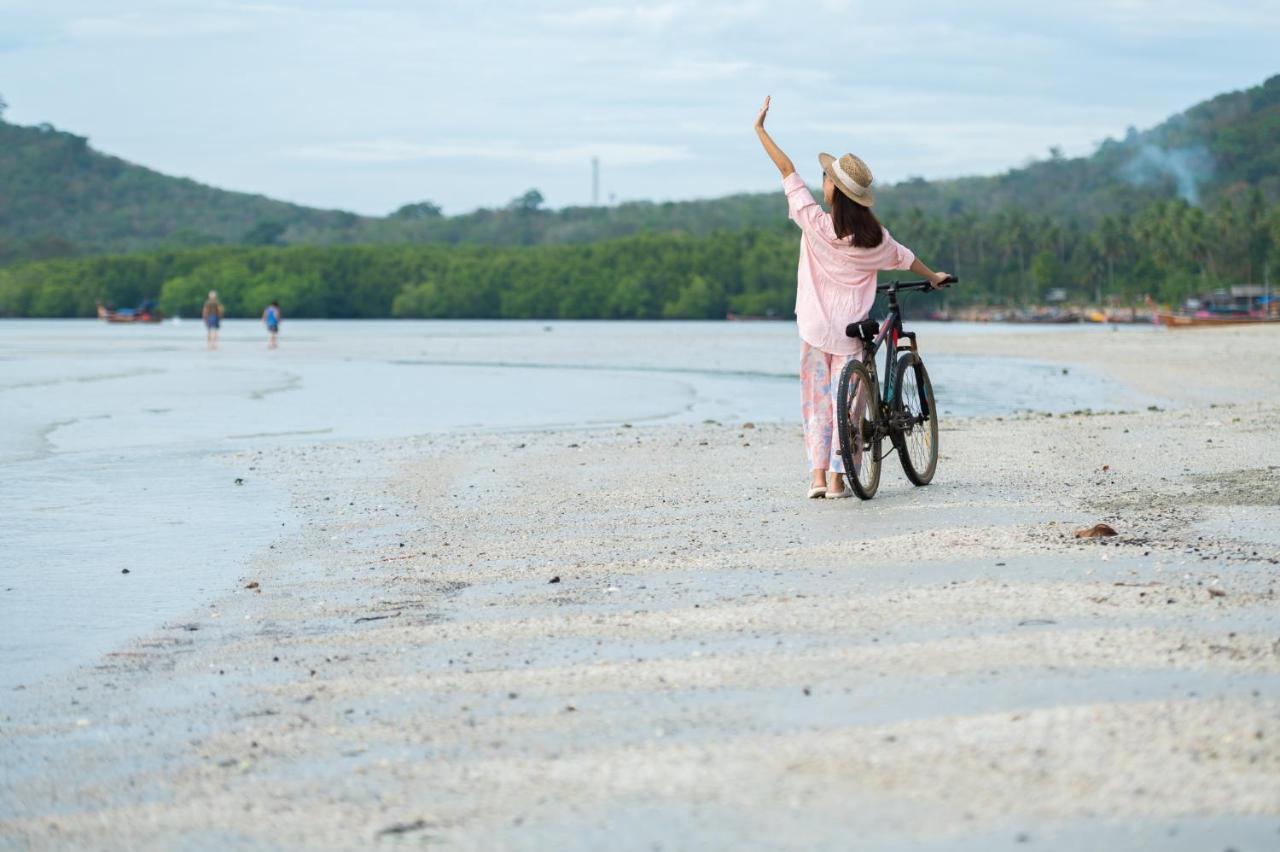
left=591, top=156, right=599, bottom=206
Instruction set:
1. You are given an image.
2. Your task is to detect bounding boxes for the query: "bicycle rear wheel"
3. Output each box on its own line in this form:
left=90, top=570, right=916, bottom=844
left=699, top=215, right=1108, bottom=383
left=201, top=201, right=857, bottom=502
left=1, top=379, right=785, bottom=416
left=891, top=353, right=939, bottom=486
left=836, top=359, right=882, bottom=500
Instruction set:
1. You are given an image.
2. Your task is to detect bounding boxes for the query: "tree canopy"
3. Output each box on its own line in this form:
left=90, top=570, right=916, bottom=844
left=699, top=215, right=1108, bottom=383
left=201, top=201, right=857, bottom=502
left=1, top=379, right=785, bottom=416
left=3, top=188, right=1276, bottom=319
left=1, top=76, right=1277, bottom=316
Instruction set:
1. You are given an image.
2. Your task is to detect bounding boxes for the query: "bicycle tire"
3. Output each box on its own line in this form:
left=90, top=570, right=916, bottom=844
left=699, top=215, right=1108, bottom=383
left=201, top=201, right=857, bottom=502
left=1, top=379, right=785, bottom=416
left=836, top=358, right=882, bottom=500
left=891, top=353, right=939, bottom=486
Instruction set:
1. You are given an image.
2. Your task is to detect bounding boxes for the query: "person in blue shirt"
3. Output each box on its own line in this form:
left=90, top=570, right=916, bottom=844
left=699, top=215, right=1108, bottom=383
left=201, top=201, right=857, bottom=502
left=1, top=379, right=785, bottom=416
left=262, top=300, right=281, bottom=349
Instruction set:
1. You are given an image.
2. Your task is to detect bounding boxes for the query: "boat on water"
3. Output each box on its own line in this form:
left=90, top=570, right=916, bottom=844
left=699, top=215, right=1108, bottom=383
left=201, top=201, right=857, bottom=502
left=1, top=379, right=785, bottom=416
left=97, top=300, right=164, bottom=324
left=1028, top=310, right=1082, bottom=324
left=1151, top=285, right=1279, bottom=328
left=1154, top=311, right=1279, bottom=328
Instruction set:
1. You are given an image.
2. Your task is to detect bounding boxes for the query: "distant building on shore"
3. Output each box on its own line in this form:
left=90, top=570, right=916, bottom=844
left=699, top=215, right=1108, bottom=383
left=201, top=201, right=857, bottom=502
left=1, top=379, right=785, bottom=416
left=1184, top=285, right=1275, bottom=317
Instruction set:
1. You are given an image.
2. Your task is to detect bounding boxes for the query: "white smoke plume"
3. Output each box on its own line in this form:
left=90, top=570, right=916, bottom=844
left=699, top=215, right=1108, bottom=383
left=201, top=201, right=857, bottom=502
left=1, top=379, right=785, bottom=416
left=1120, top=143, right=1214, bottom=205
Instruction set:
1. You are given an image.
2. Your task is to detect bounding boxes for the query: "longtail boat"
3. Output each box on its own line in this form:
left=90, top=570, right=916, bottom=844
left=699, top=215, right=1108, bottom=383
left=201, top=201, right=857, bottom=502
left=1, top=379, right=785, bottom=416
left=97, top=302, right=164, bottom=323
left=1154, top=311, right=1280, bottom=328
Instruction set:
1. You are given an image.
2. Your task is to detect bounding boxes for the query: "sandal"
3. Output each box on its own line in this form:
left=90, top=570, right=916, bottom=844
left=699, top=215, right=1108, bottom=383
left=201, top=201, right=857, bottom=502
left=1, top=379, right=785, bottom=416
left=826, top=474, right=852, bottom=499
left=807, top=485, right=827, bottom=499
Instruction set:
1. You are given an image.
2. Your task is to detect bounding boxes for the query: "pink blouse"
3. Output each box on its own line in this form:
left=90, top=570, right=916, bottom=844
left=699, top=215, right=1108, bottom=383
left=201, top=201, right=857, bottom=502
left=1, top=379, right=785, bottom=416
left=783, top=171, right=917, bottom=355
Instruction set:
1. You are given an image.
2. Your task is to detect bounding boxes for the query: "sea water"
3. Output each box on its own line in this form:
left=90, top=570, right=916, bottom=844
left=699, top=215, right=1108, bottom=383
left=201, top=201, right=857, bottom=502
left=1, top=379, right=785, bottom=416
left=0, top=319, right=1153, bottom=691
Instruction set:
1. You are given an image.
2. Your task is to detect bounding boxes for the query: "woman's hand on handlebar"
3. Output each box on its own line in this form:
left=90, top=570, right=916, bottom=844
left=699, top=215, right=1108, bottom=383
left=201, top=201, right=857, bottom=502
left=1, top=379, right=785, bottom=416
left=909, top=258, right=953, bottom=289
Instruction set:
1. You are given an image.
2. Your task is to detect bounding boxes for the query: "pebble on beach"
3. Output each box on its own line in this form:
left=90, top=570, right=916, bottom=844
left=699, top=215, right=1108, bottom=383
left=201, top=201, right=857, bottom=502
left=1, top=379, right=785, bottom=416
left=1074, top=523, right=1118, bottom=538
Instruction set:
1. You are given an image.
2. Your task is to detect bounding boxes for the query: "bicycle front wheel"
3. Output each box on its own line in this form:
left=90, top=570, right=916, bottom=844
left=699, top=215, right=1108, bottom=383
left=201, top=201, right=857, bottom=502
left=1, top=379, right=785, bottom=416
left=836, top=359, right=882, bottom=500
left=891, top=353, right=939, bottom=486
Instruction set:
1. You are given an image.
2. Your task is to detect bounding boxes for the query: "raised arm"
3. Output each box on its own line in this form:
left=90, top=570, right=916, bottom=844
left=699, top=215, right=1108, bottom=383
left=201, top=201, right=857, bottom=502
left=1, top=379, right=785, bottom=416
left=754, top=96, right=795, bottom=178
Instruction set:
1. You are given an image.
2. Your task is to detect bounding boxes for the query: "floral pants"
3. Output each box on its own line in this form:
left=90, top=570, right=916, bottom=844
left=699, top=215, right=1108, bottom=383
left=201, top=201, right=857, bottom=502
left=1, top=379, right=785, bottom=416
left=800, top=340, right=863, bottom=473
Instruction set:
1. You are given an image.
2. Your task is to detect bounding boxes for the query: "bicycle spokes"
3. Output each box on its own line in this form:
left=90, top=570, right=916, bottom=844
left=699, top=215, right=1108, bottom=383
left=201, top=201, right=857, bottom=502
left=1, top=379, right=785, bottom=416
left=837, top=360, right=882, bottom=500
left=893, top=355, right=939, bottom=486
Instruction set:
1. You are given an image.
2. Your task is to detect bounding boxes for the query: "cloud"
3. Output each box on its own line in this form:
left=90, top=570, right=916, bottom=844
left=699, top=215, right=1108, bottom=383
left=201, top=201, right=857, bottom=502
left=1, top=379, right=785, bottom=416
left=654, top=60, right=752, bottom=82
left=542, top=3, right=680, bottom=30
left=542, top=143, right=693, bottom=167
left=652, top=59, right=830, bottom=84
left=790, top=115, right=1129, bottom=186
left=540, top=0, right=773, bottom=34
left=0, top=35, right=32, bottom=52
left=65, top=11, right=258, bottom=39
left=7, top=0, right=1278, bottom=214
left=285, top=139, right=693, bottom=167
left=1089, top=0, right=1280, bottom=30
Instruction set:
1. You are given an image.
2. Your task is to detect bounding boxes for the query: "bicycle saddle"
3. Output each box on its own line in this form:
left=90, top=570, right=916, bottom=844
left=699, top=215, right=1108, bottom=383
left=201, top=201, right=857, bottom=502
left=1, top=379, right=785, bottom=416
left=845, top=318, right=879, bottom=343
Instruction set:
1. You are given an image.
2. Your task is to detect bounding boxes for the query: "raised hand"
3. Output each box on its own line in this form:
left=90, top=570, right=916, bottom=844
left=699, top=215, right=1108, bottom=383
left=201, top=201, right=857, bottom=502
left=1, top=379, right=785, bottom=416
left=754, top=96, right=794, bottom=176
left=755, top=96, right=771, bottom=129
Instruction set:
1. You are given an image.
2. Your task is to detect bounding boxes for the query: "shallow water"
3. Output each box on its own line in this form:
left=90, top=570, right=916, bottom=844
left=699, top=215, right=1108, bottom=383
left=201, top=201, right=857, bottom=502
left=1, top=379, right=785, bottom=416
left=0, top=319, right=1147, bottom=463
left=0, top=319, right=1155, bottom=691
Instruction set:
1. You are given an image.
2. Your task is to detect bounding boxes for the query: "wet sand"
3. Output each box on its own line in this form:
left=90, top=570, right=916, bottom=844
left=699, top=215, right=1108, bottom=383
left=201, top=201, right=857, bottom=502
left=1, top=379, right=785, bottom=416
left=0, top=319, right=1140, bottom=694
left=3, top=324, right=1279, bottom=849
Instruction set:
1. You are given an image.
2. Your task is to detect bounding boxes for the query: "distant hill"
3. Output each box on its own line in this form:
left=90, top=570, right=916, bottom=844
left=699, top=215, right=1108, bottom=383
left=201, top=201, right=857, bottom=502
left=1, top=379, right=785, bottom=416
left=1, top=74, right=1276, bottom=265
left=879, top=72, right=1280, bottom=221
left=0, top=117, right=367, bottom=258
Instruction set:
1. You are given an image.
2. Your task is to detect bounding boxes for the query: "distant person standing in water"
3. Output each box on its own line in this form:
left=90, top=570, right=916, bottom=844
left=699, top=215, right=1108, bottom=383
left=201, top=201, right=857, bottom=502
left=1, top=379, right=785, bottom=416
left=202, top=290, right=224, bottom=350
left=754, top=96, right=950, bottom=499
left=262, top=300, right=281, bottom=349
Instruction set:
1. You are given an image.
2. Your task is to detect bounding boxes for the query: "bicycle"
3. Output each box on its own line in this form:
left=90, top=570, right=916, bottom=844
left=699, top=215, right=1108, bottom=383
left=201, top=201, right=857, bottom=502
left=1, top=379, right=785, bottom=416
left=835, top=275, right=958, bottom=500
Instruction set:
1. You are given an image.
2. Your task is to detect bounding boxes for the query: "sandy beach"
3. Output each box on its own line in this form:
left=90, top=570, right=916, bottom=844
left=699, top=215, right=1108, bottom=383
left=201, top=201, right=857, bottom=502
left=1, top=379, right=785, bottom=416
left=3, top=324, right=1279, bottom=849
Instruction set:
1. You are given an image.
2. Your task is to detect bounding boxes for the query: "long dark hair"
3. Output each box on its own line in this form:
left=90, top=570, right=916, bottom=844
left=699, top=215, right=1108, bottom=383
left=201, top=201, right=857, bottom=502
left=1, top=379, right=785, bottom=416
left=831, top=189, right=884, bottom=248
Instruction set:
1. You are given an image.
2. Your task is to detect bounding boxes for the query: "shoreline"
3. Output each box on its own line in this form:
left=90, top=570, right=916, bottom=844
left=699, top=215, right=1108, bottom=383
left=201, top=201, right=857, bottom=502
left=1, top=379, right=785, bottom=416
left=0, top=321, right=1140, bottom=694
left=3, top=325, right=1279, bottom=848
left=0, top=447, right=293, bottom=694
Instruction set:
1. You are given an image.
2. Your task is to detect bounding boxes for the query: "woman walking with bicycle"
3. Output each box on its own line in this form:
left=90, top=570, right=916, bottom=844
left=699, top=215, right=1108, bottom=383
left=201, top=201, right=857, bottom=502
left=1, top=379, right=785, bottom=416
left=754, top=96, right=950, bottom=499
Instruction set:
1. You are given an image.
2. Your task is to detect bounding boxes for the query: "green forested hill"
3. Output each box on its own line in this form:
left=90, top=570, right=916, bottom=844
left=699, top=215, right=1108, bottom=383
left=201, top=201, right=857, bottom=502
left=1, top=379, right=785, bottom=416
left=4, top=186, right=1275, bottom=320
left=0, top=117, right=367, bottom=259
left=881, top=71, right=1280, bottom=221
left=2, top=74, right=1277, bottom=267
left=1, top=77, right=1278, bottom=317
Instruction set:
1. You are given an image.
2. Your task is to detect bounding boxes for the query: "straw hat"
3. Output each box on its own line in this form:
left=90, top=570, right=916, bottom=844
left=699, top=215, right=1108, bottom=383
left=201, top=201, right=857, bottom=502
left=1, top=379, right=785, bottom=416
left=818, top=152, right=875, bottom=207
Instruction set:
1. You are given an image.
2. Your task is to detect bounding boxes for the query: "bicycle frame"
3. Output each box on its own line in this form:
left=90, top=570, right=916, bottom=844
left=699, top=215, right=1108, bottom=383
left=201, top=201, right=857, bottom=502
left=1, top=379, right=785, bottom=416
left=857, top=280, right=925, bottom=407
left=838, top=275, right=956, bottom=496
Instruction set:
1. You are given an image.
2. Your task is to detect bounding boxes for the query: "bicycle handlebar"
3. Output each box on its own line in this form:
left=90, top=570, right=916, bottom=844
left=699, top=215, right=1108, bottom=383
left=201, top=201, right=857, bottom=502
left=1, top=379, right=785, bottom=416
left=876, top=274, right=959, bottom=293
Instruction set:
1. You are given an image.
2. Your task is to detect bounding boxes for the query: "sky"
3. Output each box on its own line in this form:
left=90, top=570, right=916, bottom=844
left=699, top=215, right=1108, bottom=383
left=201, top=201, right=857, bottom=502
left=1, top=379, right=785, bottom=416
left=2, top=1, right=1278, bottom=216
